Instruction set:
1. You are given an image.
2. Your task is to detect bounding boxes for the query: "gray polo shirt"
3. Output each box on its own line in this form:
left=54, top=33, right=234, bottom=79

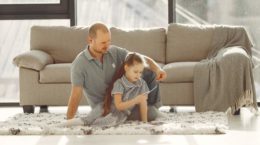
left=111, top=75, right=149, bottom=112
left=71, top=45, right=128, bottom=108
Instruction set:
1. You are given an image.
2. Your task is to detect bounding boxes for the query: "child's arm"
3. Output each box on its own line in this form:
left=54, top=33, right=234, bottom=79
left=114, top=93, right=147, bottom=111
left=139, top=98, right=148, bottom=122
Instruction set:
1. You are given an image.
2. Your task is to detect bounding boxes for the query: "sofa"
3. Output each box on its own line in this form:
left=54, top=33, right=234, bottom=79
left=13, top=23, right=251, bottom=113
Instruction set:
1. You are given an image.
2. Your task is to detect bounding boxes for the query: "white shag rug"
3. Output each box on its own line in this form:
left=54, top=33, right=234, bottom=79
left=0, top=111, right=228, bottom=135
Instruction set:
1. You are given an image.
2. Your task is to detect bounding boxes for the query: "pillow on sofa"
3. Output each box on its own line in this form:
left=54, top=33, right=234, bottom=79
left=30, top=26, right=89, bottom=63
left=13, top=50, right=54, bottom=71
left=166, top=23, right=215, bottom=63
left=110, top=27, right=166, bottom=63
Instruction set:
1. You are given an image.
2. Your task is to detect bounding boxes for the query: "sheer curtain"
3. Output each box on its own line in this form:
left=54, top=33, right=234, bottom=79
left=176, top=0, right=260, bottom=102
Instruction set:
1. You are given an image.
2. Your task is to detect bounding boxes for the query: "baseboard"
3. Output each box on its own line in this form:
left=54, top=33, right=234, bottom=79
left=0, top=102, right=19, bottom=107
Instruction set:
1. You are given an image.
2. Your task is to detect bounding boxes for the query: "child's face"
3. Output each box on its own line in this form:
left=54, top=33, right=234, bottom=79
left=125, top=63, right=144, bottom=82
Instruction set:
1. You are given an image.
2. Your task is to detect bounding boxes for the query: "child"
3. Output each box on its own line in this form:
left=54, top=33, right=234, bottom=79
left=61, top=52, right=150, bottom=127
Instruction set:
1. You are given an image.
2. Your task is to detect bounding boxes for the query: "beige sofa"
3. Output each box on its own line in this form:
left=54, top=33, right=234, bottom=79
left=13, top=23, right=236, bottom=113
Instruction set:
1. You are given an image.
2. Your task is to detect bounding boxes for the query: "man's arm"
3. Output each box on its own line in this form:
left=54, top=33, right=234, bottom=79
left=143, top=55, right=167, bottom=81
left=66, top=86, right=83, bottom=119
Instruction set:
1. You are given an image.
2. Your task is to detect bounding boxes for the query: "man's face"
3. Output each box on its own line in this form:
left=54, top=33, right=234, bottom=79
left=88, top=30, right=111, bottom=54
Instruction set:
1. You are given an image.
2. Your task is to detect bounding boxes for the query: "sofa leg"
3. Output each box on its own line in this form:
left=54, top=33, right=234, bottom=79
left=23, top=105, right=35, bottom=113
left=233, top=109, right=240, bottom=115
left=169, top=106, right=177, bottom=113
left=40, top=105, right=49, bottom=113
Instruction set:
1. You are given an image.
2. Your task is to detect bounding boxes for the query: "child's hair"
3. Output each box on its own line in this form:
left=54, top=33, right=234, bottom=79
left=102, top=52, right=146, bottom=116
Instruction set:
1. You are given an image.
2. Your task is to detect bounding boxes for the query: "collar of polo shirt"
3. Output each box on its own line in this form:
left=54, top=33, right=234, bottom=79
left=121, top=75, right=143, bottom=88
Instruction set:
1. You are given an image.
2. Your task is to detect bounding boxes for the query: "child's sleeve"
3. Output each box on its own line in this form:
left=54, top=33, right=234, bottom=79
left=111, top=80, right=124, bottom=96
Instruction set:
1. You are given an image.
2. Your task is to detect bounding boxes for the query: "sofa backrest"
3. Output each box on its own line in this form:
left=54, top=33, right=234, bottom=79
left=31, top=26, right=166, bottom=63
left=166, top=23, right=215, bottom=63
left=31, top=26, right=89, bottom=63
left=110, top=27, right=166, bottom=63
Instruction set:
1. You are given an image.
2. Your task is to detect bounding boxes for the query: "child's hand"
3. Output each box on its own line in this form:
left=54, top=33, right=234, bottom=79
left=136, top=94, right=148, bottom=104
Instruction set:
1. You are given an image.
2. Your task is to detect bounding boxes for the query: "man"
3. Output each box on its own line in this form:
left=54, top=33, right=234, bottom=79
left=67, top=22, right=167, bottom=121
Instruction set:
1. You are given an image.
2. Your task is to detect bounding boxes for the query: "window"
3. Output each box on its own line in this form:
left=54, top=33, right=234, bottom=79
left=0, top=0, right=75, bottom=25
left=1, top=0, right=169, bottom=104
left=0, top=20, right=69, bottom=103
left=1, top=0, right=258, bottom=104
left=176, top=0, right=260, bottom=101
left=77, top=0, right=168, bottom=28
left=0, top=0, right=60, bottom=4
left=0, top=0, right=74, bottom=103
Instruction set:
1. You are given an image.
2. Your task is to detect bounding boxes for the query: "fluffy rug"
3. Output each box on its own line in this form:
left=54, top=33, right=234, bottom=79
left=0, top=111, right=228, bottom=135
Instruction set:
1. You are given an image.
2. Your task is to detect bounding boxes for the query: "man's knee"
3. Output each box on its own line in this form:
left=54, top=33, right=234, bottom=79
left=142, top=69, right=161, bottom=106
left=147, top=106, right=159, bottom=121
left=142, top=68, right=156, bottom=82
left=127, top=106, right=159, bottom=121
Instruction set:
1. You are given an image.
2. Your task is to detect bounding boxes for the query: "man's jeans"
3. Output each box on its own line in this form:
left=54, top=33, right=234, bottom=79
left=142, top=68, right=162, bottom=107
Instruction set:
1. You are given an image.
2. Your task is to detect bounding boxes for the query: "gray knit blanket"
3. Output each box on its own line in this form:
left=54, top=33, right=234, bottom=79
left=194, top=25, right=258, bottom=114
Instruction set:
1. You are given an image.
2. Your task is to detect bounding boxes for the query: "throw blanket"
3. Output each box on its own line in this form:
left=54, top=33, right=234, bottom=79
left=194, top=25, right=258, bottom=114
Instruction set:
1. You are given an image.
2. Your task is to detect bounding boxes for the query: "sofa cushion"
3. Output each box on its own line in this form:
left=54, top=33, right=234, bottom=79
left=162, top=62, right=198, bottom=83
left=39, top=62, right=165, bottom=83
left=166, top=23, right=215, bottom=63
left=40, top=63, right=71, bottom=83
left=13, top=50, right=54, bottom=71
left=110, top=27, right=166, bottom=63
left=31, top=26, right=89, bottom=63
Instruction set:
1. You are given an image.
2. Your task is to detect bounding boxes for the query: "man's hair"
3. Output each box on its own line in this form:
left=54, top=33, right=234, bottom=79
left=88, top=23, right=109, bottom=38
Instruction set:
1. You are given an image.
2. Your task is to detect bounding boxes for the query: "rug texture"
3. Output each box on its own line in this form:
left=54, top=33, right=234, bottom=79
left=0, top=111, right=228, bottom=135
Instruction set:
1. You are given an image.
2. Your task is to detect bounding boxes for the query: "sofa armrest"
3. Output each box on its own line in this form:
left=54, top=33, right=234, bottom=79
left=13, top=50, right=54, bottom=71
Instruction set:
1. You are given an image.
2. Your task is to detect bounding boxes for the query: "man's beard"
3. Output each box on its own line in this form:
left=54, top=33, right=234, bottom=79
left=94, top=47, right=108, bottom=54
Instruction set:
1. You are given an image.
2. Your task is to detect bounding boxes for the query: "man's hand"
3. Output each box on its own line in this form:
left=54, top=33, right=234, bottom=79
left=156, top=69, right=167, bottom=81
left=142, top=55, right=167, bottom=81
left=67, top=86, right=83, bottom=119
